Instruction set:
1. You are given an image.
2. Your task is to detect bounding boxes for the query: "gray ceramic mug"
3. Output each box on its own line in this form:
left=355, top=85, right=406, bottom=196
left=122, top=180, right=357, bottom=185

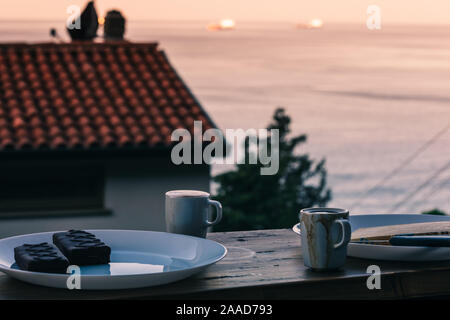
left=165, top=190, right=222, bottom=238
left=299, top=208, right=351, bottom=271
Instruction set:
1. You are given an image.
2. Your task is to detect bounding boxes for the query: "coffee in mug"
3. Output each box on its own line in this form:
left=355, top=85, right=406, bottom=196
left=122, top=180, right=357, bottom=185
left=165, top=190, right=222, bottom=238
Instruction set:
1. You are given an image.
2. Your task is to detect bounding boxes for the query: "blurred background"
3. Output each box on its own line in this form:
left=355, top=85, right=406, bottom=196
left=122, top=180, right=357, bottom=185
left=0, top=0, right=449, bottom=233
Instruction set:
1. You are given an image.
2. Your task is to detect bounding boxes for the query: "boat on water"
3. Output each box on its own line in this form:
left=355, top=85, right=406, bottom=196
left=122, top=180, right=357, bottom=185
left=296, top=19, right=324, bottom=30
left=206, top=19, right=236, bottom=31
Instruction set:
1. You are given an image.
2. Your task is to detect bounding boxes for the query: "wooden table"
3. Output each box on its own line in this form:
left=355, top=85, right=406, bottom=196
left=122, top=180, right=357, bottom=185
left=1, top=229, right=450, bottom=299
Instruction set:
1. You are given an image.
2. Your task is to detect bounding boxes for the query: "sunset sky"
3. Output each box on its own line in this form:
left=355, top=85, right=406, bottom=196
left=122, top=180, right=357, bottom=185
left=1, top=0, right=450, bottom=25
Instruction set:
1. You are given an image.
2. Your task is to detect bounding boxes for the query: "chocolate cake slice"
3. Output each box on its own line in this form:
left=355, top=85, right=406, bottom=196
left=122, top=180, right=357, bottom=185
left=53, top=230, right=111, bottom=265
left=14, top=242, right=69, bottom=273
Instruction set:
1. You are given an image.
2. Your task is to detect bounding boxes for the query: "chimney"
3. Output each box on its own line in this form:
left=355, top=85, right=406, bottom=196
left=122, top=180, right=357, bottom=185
left=104, top=10, right=126, bottom=41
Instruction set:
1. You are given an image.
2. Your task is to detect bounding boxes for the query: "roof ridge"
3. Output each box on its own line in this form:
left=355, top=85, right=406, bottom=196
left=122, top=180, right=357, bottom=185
left=0, top=42, right=159, bottom=50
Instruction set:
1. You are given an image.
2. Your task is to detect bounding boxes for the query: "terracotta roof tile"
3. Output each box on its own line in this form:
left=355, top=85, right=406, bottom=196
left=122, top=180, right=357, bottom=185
left=0, top=42, right=216, bottom=152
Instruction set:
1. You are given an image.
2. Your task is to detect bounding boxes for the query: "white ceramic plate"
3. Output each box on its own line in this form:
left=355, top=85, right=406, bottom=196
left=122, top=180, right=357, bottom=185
left=292, top=214, right=450, bottom=261
left=0, top=230, right=227, bottom=290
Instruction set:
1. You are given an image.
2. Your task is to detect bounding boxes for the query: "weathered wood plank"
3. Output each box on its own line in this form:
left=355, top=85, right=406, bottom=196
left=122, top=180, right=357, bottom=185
left=1, top=229, right=450, bottom=299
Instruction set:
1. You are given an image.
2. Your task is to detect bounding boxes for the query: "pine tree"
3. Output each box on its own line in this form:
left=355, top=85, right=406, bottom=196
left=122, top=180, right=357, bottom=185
left=213, top=108, right=332, bottom=231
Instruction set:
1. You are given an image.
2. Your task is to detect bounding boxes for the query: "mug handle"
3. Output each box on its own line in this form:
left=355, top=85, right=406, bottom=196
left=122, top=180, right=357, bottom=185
left=334, top=219, right=351, bottom=249
left=205, top=199, right=222, bottom=227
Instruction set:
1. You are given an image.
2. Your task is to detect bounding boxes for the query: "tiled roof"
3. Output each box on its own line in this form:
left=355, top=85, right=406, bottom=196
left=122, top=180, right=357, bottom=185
left=0, top=42, right=215, bottom=152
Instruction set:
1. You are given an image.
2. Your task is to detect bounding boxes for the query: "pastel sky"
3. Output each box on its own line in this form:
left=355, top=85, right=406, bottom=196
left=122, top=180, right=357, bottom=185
left=1, top=0, right=449, bottom=25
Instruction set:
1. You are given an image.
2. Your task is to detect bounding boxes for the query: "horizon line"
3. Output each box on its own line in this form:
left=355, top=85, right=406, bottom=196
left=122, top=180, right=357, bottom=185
left=1, top=18, right=450, bottom=28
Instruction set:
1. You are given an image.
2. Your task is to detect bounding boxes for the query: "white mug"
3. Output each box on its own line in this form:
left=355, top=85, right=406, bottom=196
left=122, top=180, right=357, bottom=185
left=165, top=190, right=222, bottom=238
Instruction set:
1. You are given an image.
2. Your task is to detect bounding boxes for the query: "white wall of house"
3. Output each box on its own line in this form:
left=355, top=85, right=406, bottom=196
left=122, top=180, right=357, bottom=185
left=0, top=156, right=210, bottom=238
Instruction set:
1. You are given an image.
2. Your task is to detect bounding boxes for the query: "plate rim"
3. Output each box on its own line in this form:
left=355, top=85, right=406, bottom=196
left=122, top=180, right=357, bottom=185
left=0, top=229, right=228, bottom=278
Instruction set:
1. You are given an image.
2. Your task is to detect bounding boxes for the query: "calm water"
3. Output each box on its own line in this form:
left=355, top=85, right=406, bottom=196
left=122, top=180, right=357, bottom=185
left=1, top=20, right=449, bottom=214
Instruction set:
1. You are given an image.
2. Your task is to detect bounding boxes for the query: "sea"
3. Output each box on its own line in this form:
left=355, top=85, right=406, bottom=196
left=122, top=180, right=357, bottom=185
left=0, top=20, right=449, bottom=215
